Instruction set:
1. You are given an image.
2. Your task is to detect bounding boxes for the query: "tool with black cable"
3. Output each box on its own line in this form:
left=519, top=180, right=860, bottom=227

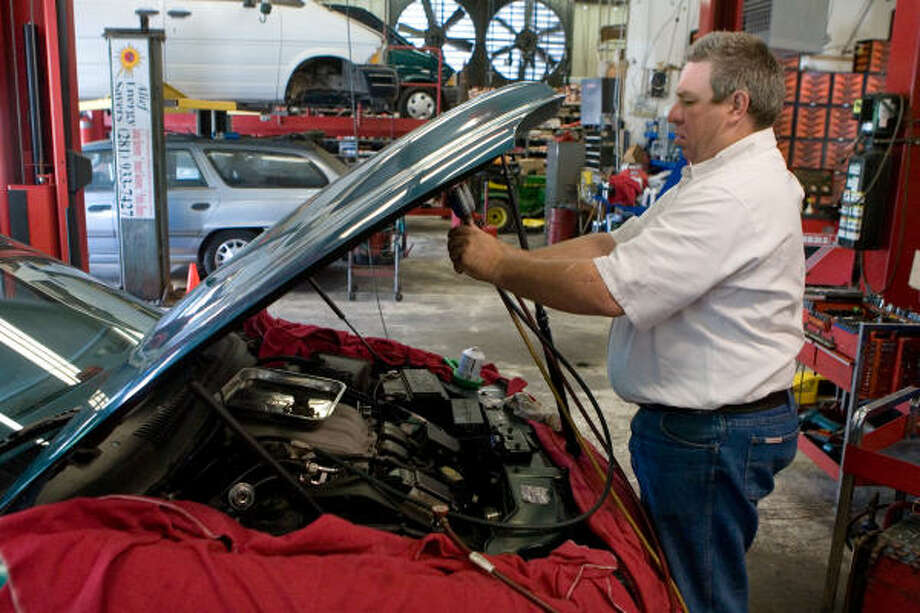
left=445, top=164, right=688, bottom=611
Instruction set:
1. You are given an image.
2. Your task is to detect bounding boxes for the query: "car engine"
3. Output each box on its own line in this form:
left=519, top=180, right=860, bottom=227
left=30, top=332, right=581, bottom=556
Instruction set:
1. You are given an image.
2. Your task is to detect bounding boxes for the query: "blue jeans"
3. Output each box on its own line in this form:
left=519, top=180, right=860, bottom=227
left=628, top=397, right=798, bottom=613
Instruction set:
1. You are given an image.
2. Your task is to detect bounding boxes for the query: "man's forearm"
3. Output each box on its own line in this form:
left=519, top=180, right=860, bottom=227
left=529, top=232, right=616, bottom=260
left=493, top=252, right=624, bottom=317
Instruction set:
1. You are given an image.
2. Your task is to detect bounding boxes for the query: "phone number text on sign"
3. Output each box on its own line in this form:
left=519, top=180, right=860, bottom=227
left=110, top=41, right=154, bottom=220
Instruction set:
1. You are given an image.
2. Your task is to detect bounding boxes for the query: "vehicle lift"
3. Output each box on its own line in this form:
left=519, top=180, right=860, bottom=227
left=0, top=0, right=91, bottom=270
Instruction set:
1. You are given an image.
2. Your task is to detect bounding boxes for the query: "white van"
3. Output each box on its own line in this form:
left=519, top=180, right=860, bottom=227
left=75, top=0, right=396, bottom=107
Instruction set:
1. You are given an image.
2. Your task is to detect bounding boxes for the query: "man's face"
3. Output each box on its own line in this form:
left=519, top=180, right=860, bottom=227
left=667, top=61, right=735, bottom=164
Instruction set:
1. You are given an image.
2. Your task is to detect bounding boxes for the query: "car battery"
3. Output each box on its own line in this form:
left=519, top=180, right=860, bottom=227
left=792, top=140, right=825, bottom=169
left=853, top=39, right=890, bottom=74
left=783, top=69, right=799, bottom=102
left=799, top=72, right=832, bottom=105
left=828, top=107, right=858, bottom=140
left=775, top=104, right=794, bottom=137
left=864, top=74, right=886, bottom=95
left=795, top=106, right=828, bottom=139
left=846, top=514, right=920, bottom=612
left=831, top=73, right=865, bottom=106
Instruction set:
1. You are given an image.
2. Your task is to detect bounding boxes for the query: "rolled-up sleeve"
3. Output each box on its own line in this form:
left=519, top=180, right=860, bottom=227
left=609, top=215, right=643, bottom=244
left=593, top=184, right=758, bottom=331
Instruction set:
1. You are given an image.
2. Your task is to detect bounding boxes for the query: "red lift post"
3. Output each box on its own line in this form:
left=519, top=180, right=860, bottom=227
left=0, top=0, right=88, bottom=270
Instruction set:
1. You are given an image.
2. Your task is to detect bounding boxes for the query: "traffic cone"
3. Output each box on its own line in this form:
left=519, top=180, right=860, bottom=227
left=186, top=263, right=200, bottom=292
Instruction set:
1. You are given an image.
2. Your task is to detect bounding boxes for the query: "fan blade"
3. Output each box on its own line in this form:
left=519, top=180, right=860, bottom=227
left=445, top=37, right=474, bottom=52
left=535, top=46, right=558, bottom=70
left=537, top=24, right=564, bottom=38
left=489, top=43, right=516, bottom=59
left=518, top=55, right=528, bottom=81
left=493, top=16, right=518, bottom=36
left=398, top=23, right=428, bottom=39
left=421, top=0, right=436, bottom=29
left=524, top=0, right=534, bottom=30
left=443, top=6, right=466, bottom=30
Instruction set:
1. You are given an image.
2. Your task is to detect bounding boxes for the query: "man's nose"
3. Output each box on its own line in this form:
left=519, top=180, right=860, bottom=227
left=667, top=104, right=680, bottom=124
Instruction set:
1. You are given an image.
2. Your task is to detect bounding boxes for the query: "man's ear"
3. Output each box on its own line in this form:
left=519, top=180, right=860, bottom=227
left=727, top=90, right=751, bottom=124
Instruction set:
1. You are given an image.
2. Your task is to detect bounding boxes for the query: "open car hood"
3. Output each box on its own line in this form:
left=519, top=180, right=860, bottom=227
left=144, top=82, right=560, bottom=371
left=2, top=82, right=561, bottom=508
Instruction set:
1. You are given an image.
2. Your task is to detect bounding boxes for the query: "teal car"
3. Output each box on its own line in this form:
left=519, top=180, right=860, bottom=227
left=0, top=84, right=672, bottom=612
left=328, top=4, right=457, bottom=119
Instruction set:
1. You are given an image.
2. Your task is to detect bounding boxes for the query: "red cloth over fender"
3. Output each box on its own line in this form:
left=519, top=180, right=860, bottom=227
left=244, top=310, right=528, bottom=395
left=0, top=495, right=639, bottom=612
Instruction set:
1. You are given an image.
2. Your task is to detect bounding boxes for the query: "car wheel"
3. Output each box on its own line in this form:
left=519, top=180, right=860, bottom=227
left=202, top=230, right=258, bottom=275
left=399, top=88, right=437, bottom=120
left=485, top=200, right=515, bottom=233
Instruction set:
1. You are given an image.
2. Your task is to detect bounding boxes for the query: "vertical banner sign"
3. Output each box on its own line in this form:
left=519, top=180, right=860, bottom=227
left=110, top=39, right=154, bottom=220
left=105, top=28, right=169, bottom=302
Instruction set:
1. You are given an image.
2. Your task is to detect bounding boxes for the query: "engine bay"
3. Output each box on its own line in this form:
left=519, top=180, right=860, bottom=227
left=30, top=331, right=582, bottom=557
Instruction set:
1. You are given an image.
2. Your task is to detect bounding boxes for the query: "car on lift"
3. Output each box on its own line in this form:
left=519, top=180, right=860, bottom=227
left=82, top=135, right=348, bottom=278
left=74, top=0, right=398, bottom=110
left=325, top=3, right=458, bottom=119
left=0, top=84, right=675, bottom=612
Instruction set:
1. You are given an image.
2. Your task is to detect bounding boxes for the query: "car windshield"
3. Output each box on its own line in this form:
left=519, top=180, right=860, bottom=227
left=0, top=255, right=159, bottom=438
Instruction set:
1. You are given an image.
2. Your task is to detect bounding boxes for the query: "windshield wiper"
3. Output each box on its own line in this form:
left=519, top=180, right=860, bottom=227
left=0, top=409, right=79, bottom=454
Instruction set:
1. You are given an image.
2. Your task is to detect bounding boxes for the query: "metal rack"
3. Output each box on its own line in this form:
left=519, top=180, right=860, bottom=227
left=820, top=385, right=920, bottom=612
left=796, top=320, right=920, bottom=610
left=345, top=218, right=407, bottom=302
left=798, top=321, right=920, bottom=478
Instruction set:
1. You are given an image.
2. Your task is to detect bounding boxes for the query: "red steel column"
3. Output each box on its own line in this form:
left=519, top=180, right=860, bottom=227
left=863, top=0, right=920, bottom=310
left=0, top=1, right=24, bottom=236
left=698, top=0, right=744, bottom=35
left=43, top=0, right=87, bottom=269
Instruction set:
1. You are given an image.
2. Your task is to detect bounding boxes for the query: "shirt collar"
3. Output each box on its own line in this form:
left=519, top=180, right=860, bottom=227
left=681, top=128, right=777, bottom=180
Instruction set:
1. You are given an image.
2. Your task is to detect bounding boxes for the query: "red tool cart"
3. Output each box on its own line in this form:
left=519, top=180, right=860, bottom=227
left=820, top=386, right=920, bottom=611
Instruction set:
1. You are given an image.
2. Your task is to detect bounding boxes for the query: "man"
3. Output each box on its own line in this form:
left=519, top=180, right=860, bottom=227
left=448, top=32, right=804, bottom=613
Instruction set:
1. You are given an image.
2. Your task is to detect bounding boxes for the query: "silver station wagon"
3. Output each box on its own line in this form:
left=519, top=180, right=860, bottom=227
left=83, top=135, right=348, bottom=278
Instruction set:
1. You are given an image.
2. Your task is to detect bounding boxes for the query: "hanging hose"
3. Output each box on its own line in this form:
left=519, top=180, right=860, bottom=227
left=497, top=290, right=688, bottom=612
left=479, top=169, right=687, bottom=609
left=433, top=505, right=562, bottom=613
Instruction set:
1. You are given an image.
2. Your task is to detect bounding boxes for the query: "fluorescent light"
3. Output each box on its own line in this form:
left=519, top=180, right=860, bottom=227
left=112, top=327, right=141, bottom=345
left=0, top=414, right=22, bottom=432
left=0, top=317, right=81, bottom=385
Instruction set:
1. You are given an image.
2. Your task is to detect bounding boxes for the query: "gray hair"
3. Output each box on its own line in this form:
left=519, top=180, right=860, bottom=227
left=686, top=31, right=785, bottom=129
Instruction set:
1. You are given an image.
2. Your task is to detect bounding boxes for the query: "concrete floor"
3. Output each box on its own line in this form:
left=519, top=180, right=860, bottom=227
left=264, top=216, right=862, bottom=612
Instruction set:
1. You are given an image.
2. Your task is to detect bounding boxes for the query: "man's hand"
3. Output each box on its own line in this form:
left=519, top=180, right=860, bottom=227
left=447, top=222, right=511, bottom=283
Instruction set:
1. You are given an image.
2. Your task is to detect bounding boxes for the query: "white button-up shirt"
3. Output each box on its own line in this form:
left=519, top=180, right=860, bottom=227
left=594, top=128, right=805, bottom=410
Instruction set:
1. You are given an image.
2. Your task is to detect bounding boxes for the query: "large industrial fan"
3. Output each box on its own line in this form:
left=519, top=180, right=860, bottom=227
left=485, top=0, right=568, bottom=82
left=390, top=0, right=571, bottom=87
left=393, top=0, right=477, bottom=72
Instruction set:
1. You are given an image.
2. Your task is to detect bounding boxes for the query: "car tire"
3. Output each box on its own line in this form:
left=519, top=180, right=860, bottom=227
left=485, top=200, right=516, bottom=233
left=202, top=230, right=258, bottom=275
left=399, top=88, right=437, bottom=120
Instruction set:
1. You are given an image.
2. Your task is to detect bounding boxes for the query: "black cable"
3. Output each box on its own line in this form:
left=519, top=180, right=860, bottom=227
left=496, top=289, right=674, bottom=575
left=499, top=154, right=580, bottom=456
left=286, top=290, right=623, bottom=531
left=308, top=276, right=389, bottom=365
left=308, top=276, right=413, bottom=400
left=855, top=102, right=907, bottom=295
left=189, top=382, right=323, bottom=518
left=863, top=113, right=914, bottom=295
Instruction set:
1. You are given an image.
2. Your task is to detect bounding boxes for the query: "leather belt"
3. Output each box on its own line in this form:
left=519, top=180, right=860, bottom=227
left=642, top=389, right=791, bottom=415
